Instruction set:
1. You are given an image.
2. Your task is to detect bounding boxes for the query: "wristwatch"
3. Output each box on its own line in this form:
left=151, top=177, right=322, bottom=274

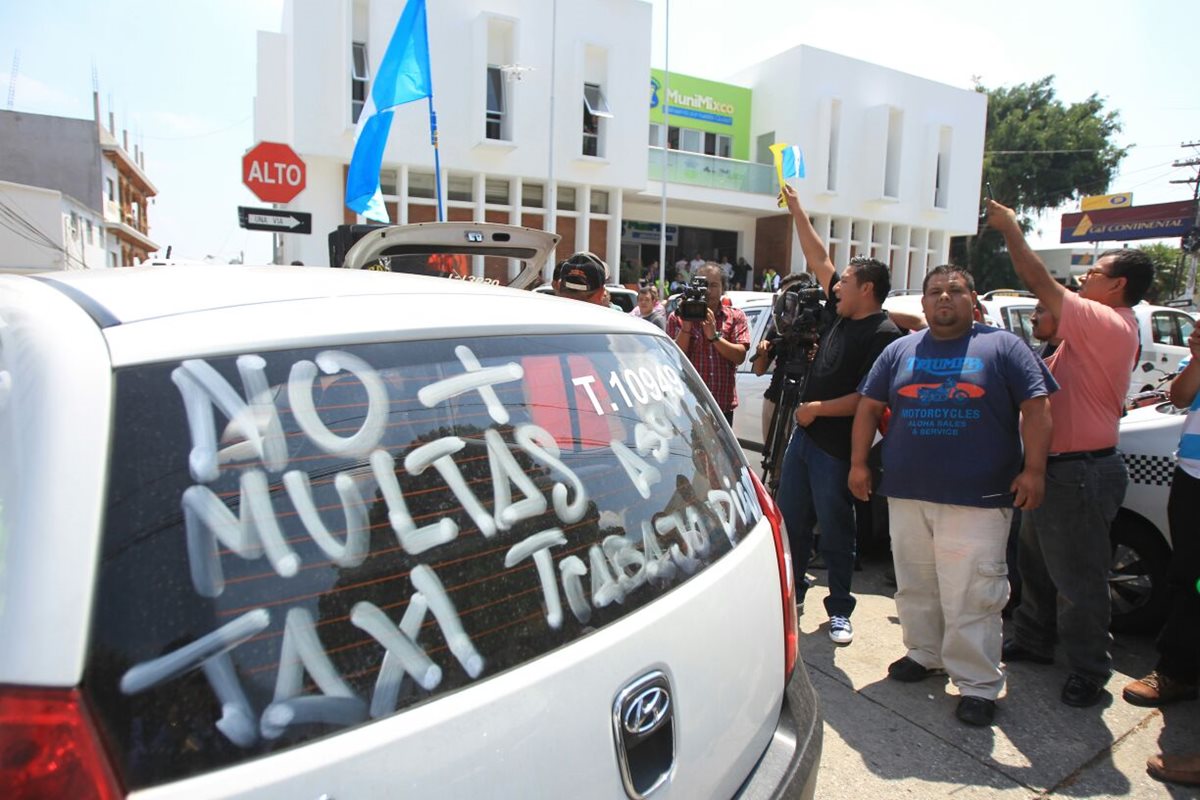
left=708, top=330, right=723, bottom=342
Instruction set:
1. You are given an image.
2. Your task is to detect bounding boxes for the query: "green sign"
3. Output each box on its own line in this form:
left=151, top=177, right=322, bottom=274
left=649, top=69, right=751, bottom=161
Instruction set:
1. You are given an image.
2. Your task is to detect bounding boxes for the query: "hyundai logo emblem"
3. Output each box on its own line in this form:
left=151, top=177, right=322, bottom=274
left=622, top=686, right=671, bottom=736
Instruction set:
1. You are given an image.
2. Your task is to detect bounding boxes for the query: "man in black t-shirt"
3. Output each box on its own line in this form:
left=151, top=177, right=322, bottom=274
left=776, top=185, right=901, bottom=645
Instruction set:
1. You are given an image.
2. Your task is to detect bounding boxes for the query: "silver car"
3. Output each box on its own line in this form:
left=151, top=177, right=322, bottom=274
left=0, top=224, right=820, bottom=798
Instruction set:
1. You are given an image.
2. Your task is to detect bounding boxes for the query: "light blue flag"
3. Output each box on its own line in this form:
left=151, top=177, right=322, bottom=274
left=346, top=0, right=432, bottom=222
left=781, top=145, right=806, bottom=180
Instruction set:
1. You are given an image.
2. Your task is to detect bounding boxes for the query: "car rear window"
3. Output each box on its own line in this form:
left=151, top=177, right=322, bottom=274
left=86, top=332, right=763, bottom=789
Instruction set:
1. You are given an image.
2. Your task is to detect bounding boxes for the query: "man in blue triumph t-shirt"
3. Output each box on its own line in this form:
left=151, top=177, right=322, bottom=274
left=849, top=265, right=1056, bottom=728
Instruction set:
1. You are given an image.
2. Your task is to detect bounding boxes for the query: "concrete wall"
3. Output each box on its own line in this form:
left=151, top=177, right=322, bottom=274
left=0, top=112, right=103, bottom=215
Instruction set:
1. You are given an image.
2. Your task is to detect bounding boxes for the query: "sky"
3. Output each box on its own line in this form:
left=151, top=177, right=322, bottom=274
left=3, top=0, right=1198, bottom=264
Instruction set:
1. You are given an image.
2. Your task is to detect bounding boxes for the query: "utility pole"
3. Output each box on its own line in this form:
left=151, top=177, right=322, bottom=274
left=1169, top=141, right=1200, bottom=304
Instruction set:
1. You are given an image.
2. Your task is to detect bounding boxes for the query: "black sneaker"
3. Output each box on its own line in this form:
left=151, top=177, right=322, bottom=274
left=1001, top=640, right=1053, bottom=665
left=1062, top=673, right=1105, bottom=707
left=887, top=656, right=946, bottom=683
left=956, top=696, right=996, bottom=727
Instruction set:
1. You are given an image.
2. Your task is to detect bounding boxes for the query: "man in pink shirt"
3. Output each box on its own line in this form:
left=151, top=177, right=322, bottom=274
left=987, top=200, right=1154, bottom=707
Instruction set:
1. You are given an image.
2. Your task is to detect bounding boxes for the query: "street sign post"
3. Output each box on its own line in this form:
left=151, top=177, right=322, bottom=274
left=242, top=141, right=307, bottom=204
left=237, top=206, right=313, bottom=235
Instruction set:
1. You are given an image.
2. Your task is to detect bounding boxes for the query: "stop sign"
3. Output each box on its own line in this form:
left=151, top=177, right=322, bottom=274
left=242, top=141, right=306, bottom=204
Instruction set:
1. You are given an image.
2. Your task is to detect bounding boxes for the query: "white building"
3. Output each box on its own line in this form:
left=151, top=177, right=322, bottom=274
left=0, top=180, right=108, bottom=273
left=255, top=0, right=985, bottom=290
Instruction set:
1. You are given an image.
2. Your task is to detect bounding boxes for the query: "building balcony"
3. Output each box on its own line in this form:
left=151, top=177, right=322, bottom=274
left=104, top=199, right=121, bottom=223
left=647, top=147, right=775, bottom=194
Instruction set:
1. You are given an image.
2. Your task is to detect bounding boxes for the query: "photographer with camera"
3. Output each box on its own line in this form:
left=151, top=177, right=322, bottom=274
left=666, top=263, right=750, bottom=425
left=774, top=184, right=902, bottom=645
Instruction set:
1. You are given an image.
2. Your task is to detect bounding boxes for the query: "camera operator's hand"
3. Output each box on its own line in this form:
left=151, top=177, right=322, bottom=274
left=848, top=463, right=873, bottom=502
left=701, top=308, right=718, bottom=341
left=794, top=401, right=819, bottom=427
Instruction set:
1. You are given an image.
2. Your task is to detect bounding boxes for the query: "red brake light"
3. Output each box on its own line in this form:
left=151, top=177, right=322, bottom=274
left=749, top=470, right=798, bottom=680
left=0, top=686, right=122, bottom=800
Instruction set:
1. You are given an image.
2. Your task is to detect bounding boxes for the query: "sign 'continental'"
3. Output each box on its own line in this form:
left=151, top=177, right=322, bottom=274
left=1060, top=200, right=1196, bottom=244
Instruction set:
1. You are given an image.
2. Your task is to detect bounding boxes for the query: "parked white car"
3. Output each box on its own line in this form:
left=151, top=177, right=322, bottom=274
left=0, top=224, right=820, bottom=798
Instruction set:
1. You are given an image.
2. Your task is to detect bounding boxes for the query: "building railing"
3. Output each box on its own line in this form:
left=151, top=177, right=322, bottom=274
left=647, top=146, right=776, bottom=194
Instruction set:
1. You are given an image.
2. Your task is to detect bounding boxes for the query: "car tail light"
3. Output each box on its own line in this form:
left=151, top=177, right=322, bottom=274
left=749, top=470, right=798, bottom=680
left=0, top=686, right=122, bottom=800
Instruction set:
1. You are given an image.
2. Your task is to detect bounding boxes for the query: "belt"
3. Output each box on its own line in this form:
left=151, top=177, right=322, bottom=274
left=1047, top=447, right=1117, bottom=463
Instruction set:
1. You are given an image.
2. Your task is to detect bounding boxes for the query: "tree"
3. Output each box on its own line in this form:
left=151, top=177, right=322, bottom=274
left=1137, top=242, right=1183, bottom=303
left=950, top=77, right=1128, bottom=291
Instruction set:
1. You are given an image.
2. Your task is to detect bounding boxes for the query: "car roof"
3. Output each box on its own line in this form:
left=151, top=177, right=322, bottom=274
left=7, top=267, right=667, bottom=367
left=21, top=266, right=637, bottom=327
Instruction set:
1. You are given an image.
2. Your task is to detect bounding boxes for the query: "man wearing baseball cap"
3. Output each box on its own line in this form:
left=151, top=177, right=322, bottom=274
left=555, top=251, right=613, bottom=307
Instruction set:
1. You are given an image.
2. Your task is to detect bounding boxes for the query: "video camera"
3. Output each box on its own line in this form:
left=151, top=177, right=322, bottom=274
left=771, top=275, right=825, bottom=351
left=679, top=275, right=710, bottom=321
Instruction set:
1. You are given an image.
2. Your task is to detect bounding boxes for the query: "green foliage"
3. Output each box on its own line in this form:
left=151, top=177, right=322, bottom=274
left=1138, top=242, right=1184, bottom=303
left=951, top=76, right=1128, bottom=292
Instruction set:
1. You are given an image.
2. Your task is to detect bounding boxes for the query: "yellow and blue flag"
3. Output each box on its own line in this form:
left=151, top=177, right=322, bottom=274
left=346, top=0, right=432, bottom=222
left=769, top=143, right=806, bottom=183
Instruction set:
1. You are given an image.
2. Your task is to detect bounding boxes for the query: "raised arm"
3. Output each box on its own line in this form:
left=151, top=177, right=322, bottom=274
left=782, top=184, right=835, bottom=290
left=986, top=200, right=1067, bottom=319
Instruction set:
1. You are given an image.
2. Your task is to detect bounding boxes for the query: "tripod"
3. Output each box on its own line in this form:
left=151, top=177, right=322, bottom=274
left=761, top=355, right=810, bottom=494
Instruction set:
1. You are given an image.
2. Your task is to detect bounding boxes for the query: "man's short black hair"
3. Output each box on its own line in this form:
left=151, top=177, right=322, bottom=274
left=1100, top=248, right=1154, bottom=305
left=847, top=256, right=890, bottom=304
left=922, top=264, right=976, bottom=293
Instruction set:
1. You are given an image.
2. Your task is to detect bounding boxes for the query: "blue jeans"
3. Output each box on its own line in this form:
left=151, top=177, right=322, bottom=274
left=775, top=427, right=857, bottom=618
left=1013, top=453, right=1127, bottom=682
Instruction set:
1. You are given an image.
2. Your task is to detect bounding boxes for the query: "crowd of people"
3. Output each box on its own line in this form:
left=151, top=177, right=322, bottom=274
left=546, top=190, right=1196, bottom=783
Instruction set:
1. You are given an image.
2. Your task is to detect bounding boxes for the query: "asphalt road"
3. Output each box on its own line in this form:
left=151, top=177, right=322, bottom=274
left=797, top=555, right=1200, bottom=799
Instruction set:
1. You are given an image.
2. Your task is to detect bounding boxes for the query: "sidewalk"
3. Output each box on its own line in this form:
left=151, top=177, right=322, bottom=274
left=798, top=558, right=1200, bottom=799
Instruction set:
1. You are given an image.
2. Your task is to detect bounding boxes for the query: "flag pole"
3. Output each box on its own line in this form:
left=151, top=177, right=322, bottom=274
left=429, top=96, right=444, bottom=222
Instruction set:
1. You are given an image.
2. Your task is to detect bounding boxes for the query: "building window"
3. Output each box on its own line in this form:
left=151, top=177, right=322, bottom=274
left=485, top=17, right=515, bottom=140
left=884, top=107, right=903, bottom=199
left=522, top=182, right=544, bottom=208
left=648, top=123, right=663, bottom=148
left=557, top=186, right=577, bottom=211
left=590, top=190, right=609, bottom=215
left=106, top=178, right=115, bottom=202
left=379, top=170, right=399, bottom=196
left=582, top=82, right=612, bottom=157
left=826, top=99, right=841, bottom=192
left=703, top=132, right=731, bottom=158
left=486, top=66, right=507, bottom=140
left=409, top=172, right=436, bottom=199
left=109, top=251, right=118, bottom=269
left=86, top=220, right=94, bottom=244
left=448, top=175, right=474, bottom=202
left=679, top=128, right=702, bottom=154
left=351, top=41, right=369, bottom=124
left=485, top=178, right=510, bottom=205
left=933, top=126, right=952, bottom=209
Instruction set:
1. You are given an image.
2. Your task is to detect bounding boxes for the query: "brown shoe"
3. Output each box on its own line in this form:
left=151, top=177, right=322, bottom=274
left=1147, top=752, right=1200, bottom=786
left=1122, top=670, right=1199, bottom=707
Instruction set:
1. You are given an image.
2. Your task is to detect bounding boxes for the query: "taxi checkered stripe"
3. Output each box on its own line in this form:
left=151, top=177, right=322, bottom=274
left=1123, top=452, right=1176, bottom=487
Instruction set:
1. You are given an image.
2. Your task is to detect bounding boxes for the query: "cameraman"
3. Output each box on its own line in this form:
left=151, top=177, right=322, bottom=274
left=776, top=184, right=902, bottom=645
left=667, top=263, right=750, bottom=425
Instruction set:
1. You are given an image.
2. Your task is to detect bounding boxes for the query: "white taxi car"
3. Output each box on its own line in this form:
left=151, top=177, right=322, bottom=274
left=0, top=225, right=820, bottom=798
